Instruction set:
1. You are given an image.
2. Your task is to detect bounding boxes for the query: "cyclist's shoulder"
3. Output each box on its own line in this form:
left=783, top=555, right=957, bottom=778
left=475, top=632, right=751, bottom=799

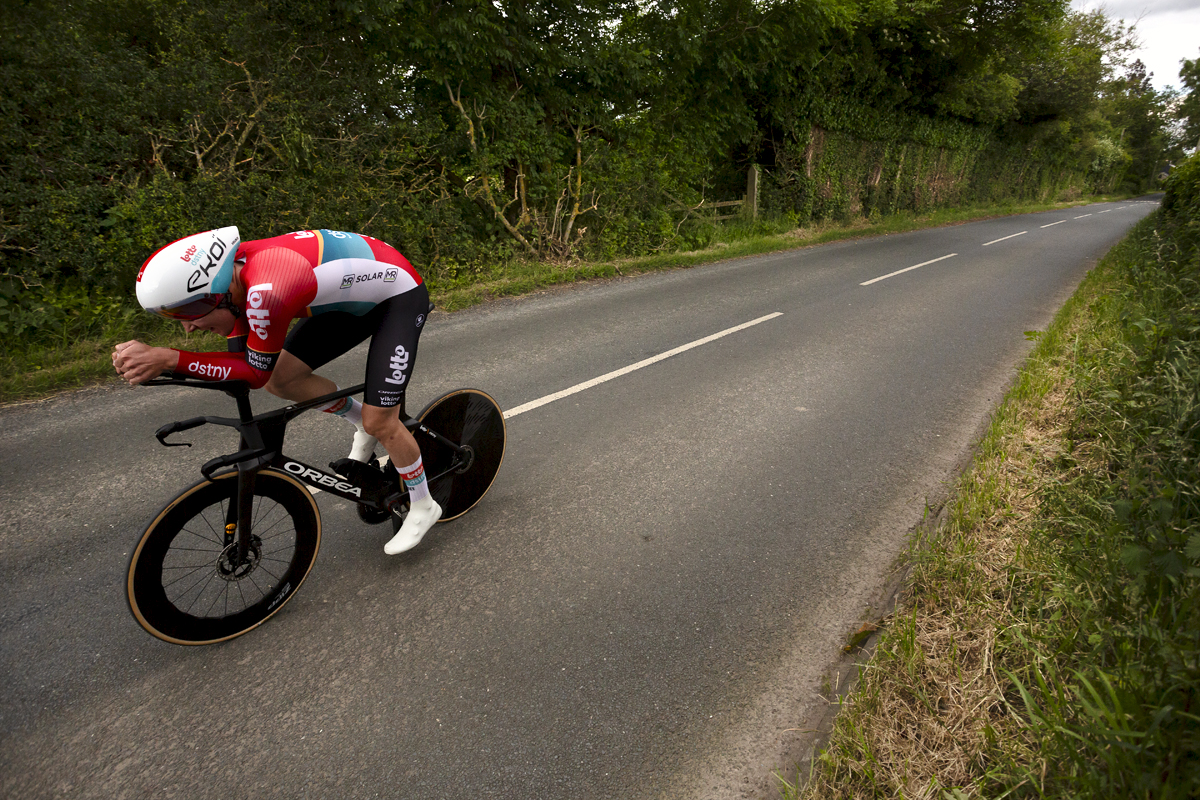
left=239, top=230, right=318, bottom=262
left=238, top=235, right=319, bottom=283
left=239, top=230, right=416, bottom=282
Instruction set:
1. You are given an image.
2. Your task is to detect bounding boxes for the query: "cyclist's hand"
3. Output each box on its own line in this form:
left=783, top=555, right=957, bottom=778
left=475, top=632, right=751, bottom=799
left=113, top=340, right=178, bottom=385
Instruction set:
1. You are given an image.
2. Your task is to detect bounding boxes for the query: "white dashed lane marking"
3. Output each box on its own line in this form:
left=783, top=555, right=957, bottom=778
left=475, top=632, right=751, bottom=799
left=503, top=313, right=785, bottom=419
left=983, top=231, right=1027, bottom=246
left=860, top=253, right=958, bottom=286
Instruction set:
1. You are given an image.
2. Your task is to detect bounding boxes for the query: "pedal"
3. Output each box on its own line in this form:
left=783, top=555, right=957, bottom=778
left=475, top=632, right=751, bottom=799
left=330, top=458, right=396, bottom=524
left=357, top=505, right=392, bottom=525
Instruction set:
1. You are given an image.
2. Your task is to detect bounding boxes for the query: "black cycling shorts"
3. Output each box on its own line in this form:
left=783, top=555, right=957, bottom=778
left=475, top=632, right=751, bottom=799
left=282, top=283, right=430, bottom=412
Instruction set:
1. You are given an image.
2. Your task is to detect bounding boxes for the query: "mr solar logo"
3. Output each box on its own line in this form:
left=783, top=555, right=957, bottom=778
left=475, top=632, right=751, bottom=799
left=185, top=235, right=230, bottom=293
left=245, top=283, right=273, bottom=340
left=384, top=345, right=409, bottom=385
left=283, top=462, right=362, bottom=497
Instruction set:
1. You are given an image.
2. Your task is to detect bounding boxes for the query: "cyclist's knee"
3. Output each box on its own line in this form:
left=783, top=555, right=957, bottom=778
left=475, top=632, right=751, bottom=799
left=263, top=374, right=289, bottom=398
left=263, top=371, right=306, bottom=399
left=265, top=351, right=317, bottom=399
left=360, top=404, right=401, bottom=439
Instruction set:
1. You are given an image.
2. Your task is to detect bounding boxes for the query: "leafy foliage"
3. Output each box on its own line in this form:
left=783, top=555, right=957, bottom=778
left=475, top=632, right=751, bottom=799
left=1011, top=159, right=1200, bottom=796
left=1177, top=54, right=1200, bottom=153
left=0, top=0, right=1181, bottom=354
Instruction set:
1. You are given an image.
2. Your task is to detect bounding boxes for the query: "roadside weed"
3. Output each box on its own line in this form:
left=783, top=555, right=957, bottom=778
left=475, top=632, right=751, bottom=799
left=786, top=197, right=1200, bottom=798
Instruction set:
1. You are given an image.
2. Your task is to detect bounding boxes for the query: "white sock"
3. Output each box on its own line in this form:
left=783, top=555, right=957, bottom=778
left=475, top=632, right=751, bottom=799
left=396, top=457, right=431, bottom=504
left=317, top=387, right=363, bottom=426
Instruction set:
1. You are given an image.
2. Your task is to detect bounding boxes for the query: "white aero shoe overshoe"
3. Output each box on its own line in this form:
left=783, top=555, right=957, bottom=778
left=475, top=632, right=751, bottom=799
left=349, top=428, right=378, bottom=462
left=384, top=498, right=442, bottom=555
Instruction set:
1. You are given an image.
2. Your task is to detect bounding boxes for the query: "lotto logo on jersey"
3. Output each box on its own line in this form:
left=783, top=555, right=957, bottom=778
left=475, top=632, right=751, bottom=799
left=384, top=345, right=409, bottom=385
left=246, top=349, right=278, bottom=372
left=246, top=282, right=272, bottom=340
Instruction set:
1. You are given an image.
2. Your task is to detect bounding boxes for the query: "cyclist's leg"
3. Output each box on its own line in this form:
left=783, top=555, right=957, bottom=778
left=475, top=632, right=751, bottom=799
left=271, top=312, right=380, bottom=458
left=358, top=285, right=440, bottom=554
left=265, top=350, right=338, bottom=402
left=268, top=313, right=376, bottom=401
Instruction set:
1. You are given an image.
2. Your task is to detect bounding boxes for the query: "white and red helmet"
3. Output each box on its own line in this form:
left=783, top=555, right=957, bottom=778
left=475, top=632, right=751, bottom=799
left=136, top=227, right=241, bottom=319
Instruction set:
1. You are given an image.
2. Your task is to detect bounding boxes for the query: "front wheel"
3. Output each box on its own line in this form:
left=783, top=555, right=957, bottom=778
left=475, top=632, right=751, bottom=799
left=414, top=388, right=506, bottom=522
left=127, top=469, right=321, bottom=645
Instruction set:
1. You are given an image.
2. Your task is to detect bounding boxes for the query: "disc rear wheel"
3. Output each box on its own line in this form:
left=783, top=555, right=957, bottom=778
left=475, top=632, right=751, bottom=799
left=414, top=388, right=506, bottom=521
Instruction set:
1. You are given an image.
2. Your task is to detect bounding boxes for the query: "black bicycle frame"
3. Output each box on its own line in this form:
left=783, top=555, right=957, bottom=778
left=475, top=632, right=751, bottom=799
left=147, top=376, right=469, bottom=564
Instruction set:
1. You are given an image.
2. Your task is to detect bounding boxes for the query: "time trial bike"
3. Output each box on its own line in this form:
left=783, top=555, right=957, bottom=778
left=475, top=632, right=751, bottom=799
left=126, top=376, right=505, bottom=646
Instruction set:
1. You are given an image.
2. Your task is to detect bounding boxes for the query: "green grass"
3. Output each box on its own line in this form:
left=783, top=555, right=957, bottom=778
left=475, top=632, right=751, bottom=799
left=782, top=207, right=1200, bottom=798
left=0, top=322, right=227, bottom=405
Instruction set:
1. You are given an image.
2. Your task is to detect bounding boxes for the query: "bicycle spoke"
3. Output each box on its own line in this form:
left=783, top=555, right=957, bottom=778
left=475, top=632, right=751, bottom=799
left=185, top=506, right=227, bottom=547
left=253, top=510, right=294, bottom=542
left=160, top=546, right=223, bottom=557
left=252, top=561, right=285, bottom=584
left=244, top=571, right=270, bottom=602
left=159, top=497, right=296, bottom=617
left=161, top=563, right=216, bottom=590
left=179, top=570, right=222, bottom=615
left=199, top=579, right=230, bottom=618
left=257, top=556, right=294, bottom=572
left=260, top=542, right=296, bottom=559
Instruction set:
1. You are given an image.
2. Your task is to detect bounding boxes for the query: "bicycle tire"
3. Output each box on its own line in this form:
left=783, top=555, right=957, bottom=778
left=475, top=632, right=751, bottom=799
left=415, top=388, right=506, bottom=522
left=127, top=469, right=321, bottom=645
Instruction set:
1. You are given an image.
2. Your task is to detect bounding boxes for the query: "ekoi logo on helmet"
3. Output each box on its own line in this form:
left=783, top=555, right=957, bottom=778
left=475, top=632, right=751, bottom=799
left=185, top=235, right=232, bottom=293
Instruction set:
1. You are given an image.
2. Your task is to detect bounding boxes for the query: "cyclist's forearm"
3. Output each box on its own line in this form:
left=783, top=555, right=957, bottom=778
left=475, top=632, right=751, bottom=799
left=172, top=349, right=271, bottom=387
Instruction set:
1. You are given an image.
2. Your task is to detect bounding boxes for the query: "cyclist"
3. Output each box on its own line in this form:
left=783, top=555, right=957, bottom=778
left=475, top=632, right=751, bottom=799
left=112, top=226, right=440, bottom=555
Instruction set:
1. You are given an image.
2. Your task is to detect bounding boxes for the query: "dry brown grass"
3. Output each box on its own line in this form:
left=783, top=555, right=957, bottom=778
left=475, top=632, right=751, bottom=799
left=792, top=349, right=1087, bottom=798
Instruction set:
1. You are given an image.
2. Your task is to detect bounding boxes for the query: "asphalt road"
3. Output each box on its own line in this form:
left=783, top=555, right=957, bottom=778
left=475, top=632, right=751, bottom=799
left=0, top=200, right=1158, bottom=799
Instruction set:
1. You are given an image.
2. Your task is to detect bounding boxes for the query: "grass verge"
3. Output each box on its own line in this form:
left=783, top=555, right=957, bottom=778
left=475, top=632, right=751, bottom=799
left=784, top=206, right=1199, bottom=797
left=2, top=196, right=1119, bottom=405
left=429, top=198, right=1116, bottom=311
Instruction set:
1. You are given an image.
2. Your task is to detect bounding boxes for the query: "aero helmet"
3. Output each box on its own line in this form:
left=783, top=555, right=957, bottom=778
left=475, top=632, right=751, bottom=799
left=136, top=227, right=241, bottom=319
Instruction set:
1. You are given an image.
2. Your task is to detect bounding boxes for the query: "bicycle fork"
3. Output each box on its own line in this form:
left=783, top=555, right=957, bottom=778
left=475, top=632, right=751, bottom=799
left=223, top=437, right=260, bottom=568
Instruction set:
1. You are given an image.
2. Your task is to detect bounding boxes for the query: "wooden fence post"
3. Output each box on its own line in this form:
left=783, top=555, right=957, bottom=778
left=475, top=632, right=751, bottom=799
left=745, top=165, right=759, bottom=220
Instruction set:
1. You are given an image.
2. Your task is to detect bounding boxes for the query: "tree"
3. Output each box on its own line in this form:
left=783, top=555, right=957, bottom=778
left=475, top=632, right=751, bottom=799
left=1016, top=9, right=1137, bottom=125
left=1103, top=59, right=1176, bottom=191
left=1178, top=53, right=1200, bottom=151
